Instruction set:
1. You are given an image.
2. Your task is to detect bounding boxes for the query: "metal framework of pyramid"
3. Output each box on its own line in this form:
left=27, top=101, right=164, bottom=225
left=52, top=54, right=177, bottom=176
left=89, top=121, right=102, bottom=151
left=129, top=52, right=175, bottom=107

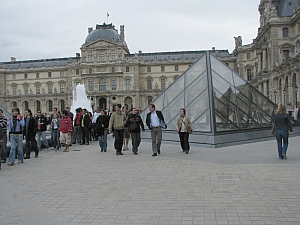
left=140, top=51, right=279, bottom=148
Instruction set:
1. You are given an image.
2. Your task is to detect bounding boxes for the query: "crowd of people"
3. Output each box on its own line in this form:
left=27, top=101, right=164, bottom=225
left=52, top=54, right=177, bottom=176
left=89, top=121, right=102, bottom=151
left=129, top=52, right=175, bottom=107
left=1, top=102, right=297, bottom=170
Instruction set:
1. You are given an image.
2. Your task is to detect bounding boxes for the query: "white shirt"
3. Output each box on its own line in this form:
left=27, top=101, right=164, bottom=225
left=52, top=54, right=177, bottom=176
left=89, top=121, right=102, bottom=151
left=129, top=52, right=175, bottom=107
left=150, top=111, right=160, bottom=127
left=92, top=112, right=100, bottom=123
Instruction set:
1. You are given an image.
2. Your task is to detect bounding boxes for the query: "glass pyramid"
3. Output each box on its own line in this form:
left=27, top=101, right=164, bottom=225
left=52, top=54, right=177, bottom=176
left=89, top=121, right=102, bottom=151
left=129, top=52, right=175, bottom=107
left=140, top=52, right=277, bottom=147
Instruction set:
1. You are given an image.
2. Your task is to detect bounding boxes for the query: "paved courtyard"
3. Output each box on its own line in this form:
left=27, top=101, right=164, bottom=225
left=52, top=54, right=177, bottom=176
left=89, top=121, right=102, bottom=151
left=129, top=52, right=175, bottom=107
left=0, top=135, right=299, bottom=225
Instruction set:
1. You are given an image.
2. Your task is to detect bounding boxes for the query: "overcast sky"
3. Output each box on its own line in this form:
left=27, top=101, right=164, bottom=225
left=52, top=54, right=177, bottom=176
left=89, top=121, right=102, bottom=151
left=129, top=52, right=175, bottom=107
left=0, top=0, right=261, bottom=62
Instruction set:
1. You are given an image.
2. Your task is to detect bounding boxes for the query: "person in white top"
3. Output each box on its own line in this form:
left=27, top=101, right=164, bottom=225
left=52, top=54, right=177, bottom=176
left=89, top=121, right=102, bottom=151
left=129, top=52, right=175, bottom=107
left=92, top=107, right=101, bottom=141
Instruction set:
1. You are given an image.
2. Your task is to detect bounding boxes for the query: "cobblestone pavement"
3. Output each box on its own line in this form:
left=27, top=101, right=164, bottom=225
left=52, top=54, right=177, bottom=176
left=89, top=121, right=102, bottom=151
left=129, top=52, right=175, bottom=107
left=0, top=135, right=299, bottom=225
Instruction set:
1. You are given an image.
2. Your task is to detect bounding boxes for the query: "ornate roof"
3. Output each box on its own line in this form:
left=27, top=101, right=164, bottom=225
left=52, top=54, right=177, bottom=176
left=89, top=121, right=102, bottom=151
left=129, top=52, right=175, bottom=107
left=85, top=23, right=121, bottom=45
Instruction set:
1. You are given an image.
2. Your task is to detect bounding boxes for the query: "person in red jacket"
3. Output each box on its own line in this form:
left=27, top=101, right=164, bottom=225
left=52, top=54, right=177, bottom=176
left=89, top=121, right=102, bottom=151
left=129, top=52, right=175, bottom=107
left=59, top=110, right=72, bottom=152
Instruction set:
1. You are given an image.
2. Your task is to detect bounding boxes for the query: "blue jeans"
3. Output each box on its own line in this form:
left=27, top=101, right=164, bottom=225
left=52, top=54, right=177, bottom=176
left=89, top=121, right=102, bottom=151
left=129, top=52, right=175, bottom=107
left=51, top=129, right=60, bottom=149
left=298, top=118, right=300, bottom=124
left=275, top=130, right=289, bottom=159
left=9, top=134, right=24, bottom=164
left=36, top=131, right=49, bottom=150
left=1, top=134, right=7, bottom=163
left=98, top=129, right=107, bottom=151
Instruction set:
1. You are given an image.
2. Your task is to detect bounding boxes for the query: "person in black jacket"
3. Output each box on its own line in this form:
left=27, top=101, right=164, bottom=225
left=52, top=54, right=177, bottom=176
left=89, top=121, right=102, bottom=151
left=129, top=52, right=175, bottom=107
left=126, top=108, right=145, bottom=155
left=95, top=110, right=109, bottom=152
left=24, top=109, right=39, bottom=159
left=274, top=103, right=293, bottom=159
left=35, top=109, right=49, bottom=150
left=0, top=126, right=3, bottom=170
left=80, top=108, right=91, bottom=145
left=146, top=104, right=166, bottom=157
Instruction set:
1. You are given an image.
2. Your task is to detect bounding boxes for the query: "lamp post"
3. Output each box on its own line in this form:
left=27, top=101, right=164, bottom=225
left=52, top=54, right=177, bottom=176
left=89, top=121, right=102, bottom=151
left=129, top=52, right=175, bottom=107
left=283, top=88, right=286, bottom=105
left=274, top=90, right=277, bottom=104
left=295, top=85, right=298, bottom=107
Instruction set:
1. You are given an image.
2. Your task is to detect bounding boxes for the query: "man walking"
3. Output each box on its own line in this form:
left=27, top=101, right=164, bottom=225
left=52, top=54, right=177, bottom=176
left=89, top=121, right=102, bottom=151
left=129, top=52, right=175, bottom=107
left=80, top=108, right=91, bottom=145
left=35, top=109, right=49, bottom=150
left=108, top=104, right=126, bottom=155
left=146, top=104, right=166, bottom=157
left=23, top=109, right=39, bottom=159
left=92, top=107, right=101, bottom=141
left=0, top=109, right=8, bottom=163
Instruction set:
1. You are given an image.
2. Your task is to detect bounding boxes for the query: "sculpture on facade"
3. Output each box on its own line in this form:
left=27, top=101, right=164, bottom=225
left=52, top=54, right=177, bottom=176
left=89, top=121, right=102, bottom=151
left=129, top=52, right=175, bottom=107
left=234, top=36, right=242, bottom=49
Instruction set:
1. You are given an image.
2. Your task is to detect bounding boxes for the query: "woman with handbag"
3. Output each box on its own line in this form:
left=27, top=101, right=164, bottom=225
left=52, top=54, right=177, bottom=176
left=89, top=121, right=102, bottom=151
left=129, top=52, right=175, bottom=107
left=126, top=108, right=145, bottom=155
left=274, top=103, right=293, bottom=159
left=176, top=108, right=193, bottom=154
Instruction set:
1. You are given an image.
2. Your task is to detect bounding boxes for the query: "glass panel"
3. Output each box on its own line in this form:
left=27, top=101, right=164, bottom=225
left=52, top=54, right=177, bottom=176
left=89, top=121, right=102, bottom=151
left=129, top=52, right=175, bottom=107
left=212, top=71, right=236, bottom=98
left=162, top=92, right=184, bottom=129
left=192, top=109, right=211, bottom=132
left=211, top=55, right=234, bottom=86
left=164, top=75, right=184, bottom=106
left=185, top=70, right=207, bottom=106
left=185, top=55, right=206, bottom=87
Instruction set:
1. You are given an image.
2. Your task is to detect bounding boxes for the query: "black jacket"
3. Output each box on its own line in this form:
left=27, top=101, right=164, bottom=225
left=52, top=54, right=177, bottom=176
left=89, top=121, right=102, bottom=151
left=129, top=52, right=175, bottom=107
left=80, top=113, right=91, bottom=128
left=0, top=126, right=3, bottom=140
left=146, top=110, right=166, bottom=129
left=23, top=116, right=38, bottom=136
left=274, top=113, right=293, bottom=132
left=95, top=115, right=109, bottom=136
left=126, top=113, right=145, bottom=133
left=35, top=115, right=48, bottom=132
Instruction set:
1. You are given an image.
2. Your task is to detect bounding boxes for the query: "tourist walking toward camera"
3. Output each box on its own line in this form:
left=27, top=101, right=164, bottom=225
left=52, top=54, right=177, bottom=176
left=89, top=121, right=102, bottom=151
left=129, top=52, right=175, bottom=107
left=8, top=107, right=25, bottom=166
left=126, top=108, right=145, bottom=155
left=60, top=110, right=72, bottom=152
left=95, top=109, right=109, bottom=152
left=24, top=109, right=39, bottom=159
left=122, top=106, right=130, bottom=151
left=80, top=108, right=91, bottom=145
left=294, top=103, right=300, bottom=124
left=35, top=109, right=49, bottom=150
left=51, top=113, right=60, bottom=151
left=176, top=108, right=193, bottom=154
left=146, top=104, right=166, bottom=157
left=274, top=103, right=293, bottom=159
left=109, top=104, right=126, bottom=155
left=0, top=109, right=8, bottom=163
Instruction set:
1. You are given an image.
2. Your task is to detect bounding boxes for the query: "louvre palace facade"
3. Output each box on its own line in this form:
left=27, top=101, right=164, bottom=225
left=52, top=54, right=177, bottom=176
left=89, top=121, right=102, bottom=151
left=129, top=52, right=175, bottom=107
left=0, top=0, right=299, bottom=114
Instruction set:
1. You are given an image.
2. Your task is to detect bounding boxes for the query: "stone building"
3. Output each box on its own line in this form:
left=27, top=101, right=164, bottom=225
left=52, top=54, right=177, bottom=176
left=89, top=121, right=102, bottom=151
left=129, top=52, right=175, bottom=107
left=0, top=23, right=234, bottom=114
left=233, top=0, right=300, bottom=111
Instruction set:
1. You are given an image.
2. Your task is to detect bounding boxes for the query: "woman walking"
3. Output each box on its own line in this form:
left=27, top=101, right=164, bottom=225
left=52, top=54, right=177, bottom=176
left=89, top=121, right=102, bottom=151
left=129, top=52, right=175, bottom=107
left=126, top=108, right=145, bottom=155
left=274, top=104, right=293, bottom=159
left=176, top=108, right=193, bottom=154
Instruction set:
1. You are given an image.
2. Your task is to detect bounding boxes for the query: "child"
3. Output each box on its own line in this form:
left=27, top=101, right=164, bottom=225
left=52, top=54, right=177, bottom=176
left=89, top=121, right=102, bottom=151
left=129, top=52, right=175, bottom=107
left=59, top=110, right=72, bottom=152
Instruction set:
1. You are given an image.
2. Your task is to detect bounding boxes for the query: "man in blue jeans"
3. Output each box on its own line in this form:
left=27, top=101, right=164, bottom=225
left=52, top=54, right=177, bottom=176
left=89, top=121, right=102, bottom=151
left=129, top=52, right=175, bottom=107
left=8, top=107, right=25, bottom=166
left=35, top=110, right=49, bottom=150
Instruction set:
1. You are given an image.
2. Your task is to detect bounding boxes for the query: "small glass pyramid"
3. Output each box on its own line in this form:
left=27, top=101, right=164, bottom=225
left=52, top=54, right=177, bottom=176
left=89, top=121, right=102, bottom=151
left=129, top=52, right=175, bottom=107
left=140, top=52, right=277, bottom=147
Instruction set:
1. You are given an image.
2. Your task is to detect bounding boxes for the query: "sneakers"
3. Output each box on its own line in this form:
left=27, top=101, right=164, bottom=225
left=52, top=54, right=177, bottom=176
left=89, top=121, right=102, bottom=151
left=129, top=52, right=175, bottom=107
left=282, top=154, right=287, bottom=159
left=152, top=153, right=157, bottom=157
left=8, top=162, right=14, bottom=166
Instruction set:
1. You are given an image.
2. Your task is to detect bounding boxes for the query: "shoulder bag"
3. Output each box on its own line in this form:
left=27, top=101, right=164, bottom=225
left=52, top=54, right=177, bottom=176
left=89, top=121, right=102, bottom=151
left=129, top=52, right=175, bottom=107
left=181, top=117, right=193, bottom=134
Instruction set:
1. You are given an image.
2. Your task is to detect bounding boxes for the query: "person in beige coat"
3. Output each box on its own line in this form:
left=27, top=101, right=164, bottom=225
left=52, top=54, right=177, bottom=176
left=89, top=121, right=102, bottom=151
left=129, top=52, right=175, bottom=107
left=176, top=108, right=193, bottom=154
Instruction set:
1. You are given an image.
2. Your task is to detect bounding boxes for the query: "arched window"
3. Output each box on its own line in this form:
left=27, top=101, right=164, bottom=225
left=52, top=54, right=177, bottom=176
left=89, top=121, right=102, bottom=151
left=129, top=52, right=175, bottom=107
left=88, top=52, right=94, bottom=62
left=23, top=101, right=29, bottom=110
left=125, top=66, right=129, bottom=72
left=36, top=101, right=41, bottom=112
left=59, top=100, right=65, bottom=112
left=283, top=27, right=289, bottom=37
left=100, top=52, right=105, bottom=62
left=147, top=96, right=153, bottom=105
left=99, top=79, right=106, bottom=91
left=47, top=100, right=53, bottom=112
left=111, top=51, right=116, bottom=61
left=12, top=101, right=17, bottom=107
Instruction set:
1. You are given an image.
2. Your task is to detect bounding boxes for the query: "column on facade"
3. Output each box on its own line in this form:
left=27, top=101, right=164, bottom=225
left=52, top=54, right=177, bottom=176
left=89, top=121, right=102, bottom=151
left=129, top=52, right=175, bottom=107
left=262, top=48, right=267, bottom=71
left=257, top=52, right=262, bottom=73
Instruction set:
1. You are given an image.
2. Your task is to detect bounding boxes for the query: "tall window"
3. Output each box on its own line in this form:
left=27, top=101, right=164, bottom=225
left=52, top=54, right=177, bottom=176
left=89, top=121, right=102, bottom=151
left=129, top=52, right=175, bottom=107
left=161, top=77, right=166, bottom=90
left=247, top=68, right=252, bottom=81
left=24, top=101, right=29, bottom=110
left=111, top=51, right=116, bottom=61
left=175, top=65, right=178, bottom=71
left=89, top=80, right=94, bottom=91
left=12, top=74, right=16, bottom=80
left=283, top=27, right=289, bottom=37
left=60, top=71, right=64, bottom=77
left=161, top=66, right=165, bottom=72
left=36, top=101, right=41, bottom=111
left=126, top=79, right=130, bottom=90
left=100, top=52, right=105, bottom=62
left=283, top=50, right=290, bottom=61
left=147, top=66, right=151, bottom=72
left=48, top=72, right=51, bottom=78
left=76, top=69, right=79, bottom=75
left=125, top=66, right=129, bottom=72
left=59, top=100, right=65, bottom=111
left=36, top=73, right=39, bottom=78
left=111, top=79, right=116, bottom=90
left=246, top=52, right=251, bottom=59
left=60, top=83, right=65, bottom=93
left=48, top=84, right=52, bottom=93
left=147, top=96, right=153, bottom=105
left=24, top=73, right=27, bottom=79
left=36, top=86, right=40, bottom=94
left=13, top=86, right=17, bottom=95
left=147, top=77, right=152, bottom=89
left=88, top=52, right=94, bottom=62
left=12, top=101, right=17, bottom=107
left=48, top=100, right=53, bottom=112
left=112, top=67, right=115, bottom=73
left=99, top=79, right=106, bottom=91
left=24, top=87, right=28, bottom=95
left=89, top=68, right=92, bottom=74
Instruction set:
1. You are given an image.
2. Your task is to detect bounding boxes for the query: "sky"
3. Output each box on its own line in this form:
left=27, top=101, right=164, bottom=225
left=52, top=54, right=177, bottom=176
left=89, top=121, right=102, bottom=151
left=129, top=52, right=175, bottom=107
left=0, top=0, right=261, bottom=62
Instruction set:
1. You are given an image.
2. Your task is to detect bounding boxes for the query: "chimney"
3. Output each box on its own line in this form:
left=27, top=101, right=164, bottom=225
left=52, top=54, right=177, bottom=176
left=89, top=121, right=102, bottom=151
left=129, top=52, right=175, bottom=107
left=138, top=50, right=142, bottom=54
left=120, top=25, right=125, bottom=42
left=88, top=27, right=93, bottom=33
left=76, top=53, right=80, bottom=57
left=11, top=57, right=16, bottom=62
left=212, top=47, right=215, bottom=51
